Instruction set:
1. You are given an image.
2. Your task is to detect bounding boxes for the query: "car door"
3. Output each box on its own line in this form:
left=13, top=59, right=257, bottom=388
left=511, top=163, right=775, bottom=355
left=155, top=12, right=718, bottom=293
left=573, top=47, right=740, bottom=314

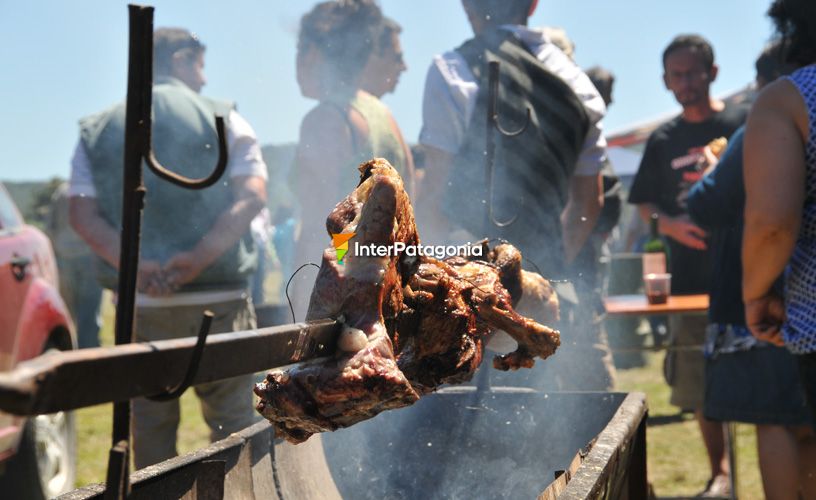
left=0, top=184, right=28, bottom=373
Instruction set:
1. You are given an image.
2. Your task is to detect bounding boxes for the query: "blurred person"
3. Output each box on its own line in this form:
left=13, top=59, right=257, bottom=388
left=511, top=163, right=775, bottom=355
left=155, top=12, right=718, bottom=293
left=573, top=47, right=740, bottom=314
left=688, top=39, right=815, bottom=500
left=47, top=181, right=104, bottom=348
left=417, top=0, right=608, bottom=390
left=743, top=0, right=816, bottom=448
left=69, top=27, right=266, bottom=469
left=585, top=66, right=614, bottom=108
left=541, top=26, right=574, bottom=60
left=628, top=34, right=749, bottom=496
left=359, top=16, right=407, bottom=99
left=418, top=0, right=604, bottom=278
left=570, top=64, right=624, bottom=389
left=291, top=0, right=415, bottom=320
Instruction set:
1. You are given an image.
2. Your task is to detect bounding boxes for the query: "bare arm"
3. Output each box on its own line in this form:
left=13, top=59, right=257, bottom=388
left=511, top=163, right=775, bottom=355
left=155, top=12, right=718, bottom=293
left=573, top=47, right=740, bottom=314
left=561, top=173, right=603, bottom=264
left=164, top=174, right=266, bottom=288
left=292, top=104, right=360, bottom=266
left=69, top=196, right=168, bottom=293
left=742, top=80, right=808, bottom=336
left=636, top=203, right=708, bottom=251
left=386, top=112, right=416, bottom=200
left=415, top=145, right=454, bottom=243
left=69, top=197, right=121, bottom=267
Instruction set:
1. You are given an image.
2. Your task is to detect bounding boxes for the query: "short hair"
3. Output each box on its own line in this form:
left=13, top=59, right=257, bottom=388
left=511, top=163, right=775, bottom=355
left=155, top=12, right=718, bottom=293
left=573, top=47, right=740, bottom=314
left=585, top=66, right=615, bottom=97
left=662, top=34, right=715, bottom=71
left=154, top=28, right=205, bottom=77
left=755, top=39, right=797, bottom=83
left=462, top=0, right=533, bottom=26
left=298, top=0, right=383, bottom=90
left=768, top=0, right=816, bottom=66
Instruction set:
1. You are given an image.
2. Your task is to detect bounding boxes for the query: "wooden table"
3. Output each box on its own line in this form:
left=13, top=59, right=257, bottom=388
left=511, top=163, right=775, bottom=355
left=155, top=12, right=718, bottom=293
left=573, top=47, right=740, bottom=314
left=603, top=293, right=709, bottom=316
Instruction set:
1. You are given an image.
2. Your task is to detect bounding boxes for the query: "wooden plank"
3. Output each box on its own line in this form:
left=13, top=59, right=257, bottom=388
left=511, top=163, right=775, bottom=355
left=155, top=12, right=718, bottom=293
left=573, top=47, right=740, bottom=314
left=0, top=320, right=340, bottom=416
left=603, top=294, right=708, bottom=316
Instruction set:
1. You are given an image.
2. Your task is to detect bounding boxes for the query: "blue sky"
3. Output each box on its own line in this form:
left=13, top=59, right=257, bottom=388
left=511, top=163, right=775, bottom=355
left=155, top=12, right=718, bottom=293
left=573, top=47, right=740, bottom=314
left=0, top=0, right=773, bottom=181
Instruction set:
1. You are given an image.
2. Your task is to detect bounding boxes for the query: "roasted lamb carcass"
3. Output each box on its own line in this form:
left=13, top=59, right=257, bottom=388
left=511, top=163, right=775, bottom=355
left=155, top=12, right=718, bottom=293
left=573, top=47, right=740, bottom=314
left=255, top=159, right=560, bottom=443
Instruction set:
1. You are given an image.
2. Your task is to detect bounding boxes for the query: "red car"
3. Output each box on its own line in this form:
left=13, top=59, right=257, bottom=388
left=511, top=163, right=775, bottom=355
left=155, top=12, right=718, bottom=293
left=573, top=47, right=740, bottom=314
left=0, top=182, right=76, bottom=498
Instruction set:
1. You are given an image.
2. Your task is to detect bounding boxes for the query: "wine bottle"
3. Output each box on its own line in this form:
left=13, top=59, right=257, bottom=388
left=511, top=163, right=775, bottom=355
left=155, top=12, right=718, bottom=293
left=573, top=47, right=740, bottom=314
left=642, top=213, right=667, bottom=276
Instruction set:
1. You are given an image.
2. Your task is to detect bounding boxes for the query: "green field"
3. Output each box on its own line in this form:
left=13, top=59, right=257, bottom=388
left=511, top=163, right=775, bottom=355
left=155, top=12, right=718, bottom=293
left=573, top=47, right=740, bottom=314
left=73, top=300, right=764, bottom=497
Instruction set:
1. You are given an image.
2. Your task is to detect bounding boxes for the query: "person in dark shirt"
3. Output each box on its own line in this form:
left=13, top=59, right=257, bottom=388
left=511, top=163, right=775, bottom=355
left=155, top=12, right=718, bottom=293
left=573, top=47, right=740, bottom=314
left=690, top=38, right=816, bottom=500
left=628, top=34, right=748, bottom=496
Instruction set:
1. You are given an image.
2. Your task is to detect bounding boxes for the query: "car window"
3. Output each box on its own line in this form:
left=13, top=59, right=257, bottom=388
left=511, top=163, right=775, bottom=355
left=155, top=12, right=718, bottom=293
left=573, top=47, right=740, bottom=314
left=0, top=185, right=23, bottom=231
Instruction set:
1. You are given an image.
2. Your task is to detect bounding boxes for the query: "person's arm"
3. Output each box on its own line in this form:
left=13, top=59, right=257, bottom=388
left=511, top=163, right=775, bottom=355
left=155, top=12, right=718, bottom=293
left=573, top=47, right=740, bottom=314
left=687, top=128, right=745, bottom=230
left=293, top=104, right=357, bottom=262
left=414, top=145, right=454, bottom=242
left=163, top=174, right=267, bottom=288
left=636, top=203, right=707, bottom=251
left=69, top=196, right=120, bottom=268
left=386, top=111, right=416, bottom=200
left=561, top=172, right=602, bottom=264
left=414, top=56, right=472, bottom=243
left=742, top=79, right=808, bottom=342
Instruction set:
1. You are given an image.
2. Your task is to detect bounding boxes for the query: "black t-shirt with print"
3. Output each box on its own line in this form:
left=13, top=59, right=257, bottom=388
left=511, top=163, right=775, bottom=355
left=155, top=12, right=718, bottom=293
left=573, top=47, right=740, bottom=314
left=628, top=103, right=748, bottom=294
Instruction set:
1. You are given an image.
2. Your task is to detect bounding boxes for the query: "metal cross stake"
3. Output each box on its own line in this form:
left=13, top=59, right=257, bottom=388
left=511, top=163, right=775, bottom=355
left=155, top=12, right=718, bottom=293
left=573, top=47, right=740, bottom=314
left=104, top=5, right=229, bottom=499
left=485, top=60, right=531, bottom=228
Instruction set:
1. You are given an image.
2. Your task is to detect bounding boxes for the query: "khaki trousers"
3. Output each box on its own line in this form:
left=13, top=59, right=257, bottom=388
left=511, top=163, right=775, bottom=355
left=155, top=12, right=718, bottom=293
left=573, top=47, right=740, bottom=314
left=131, top=297, right=258, bottom=469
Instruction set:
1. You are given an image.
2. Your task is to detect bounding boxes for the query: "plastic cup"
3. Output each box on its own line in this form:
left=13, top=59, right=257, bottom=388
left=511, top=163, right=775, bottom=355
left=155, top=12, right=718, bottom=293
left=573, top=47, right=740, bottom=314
left=644, top=273, right=671, bottom=305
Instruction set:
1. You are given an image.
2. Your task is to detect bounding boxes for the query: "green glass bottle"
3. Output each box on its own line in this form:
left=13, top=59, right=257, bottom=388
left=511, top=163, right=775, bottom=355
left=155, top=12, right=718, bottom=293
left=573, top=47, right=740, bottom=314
left=642, top=213, right=667, bottom=275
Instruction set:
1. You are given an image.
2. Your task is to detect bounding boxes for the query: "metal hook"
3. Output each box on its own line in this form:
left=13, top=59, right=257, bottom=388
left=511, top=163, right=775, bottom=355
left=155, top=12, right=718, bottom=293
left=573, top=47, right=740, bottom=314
left=147, top=311, right=214, bottom=401
left=105, top=5, right=229, bottom=498
left=489, top=61, right=531, bottom=137
left=485, top=61, right=530, bottom=228
left=145, top=115, right=229, bottom=190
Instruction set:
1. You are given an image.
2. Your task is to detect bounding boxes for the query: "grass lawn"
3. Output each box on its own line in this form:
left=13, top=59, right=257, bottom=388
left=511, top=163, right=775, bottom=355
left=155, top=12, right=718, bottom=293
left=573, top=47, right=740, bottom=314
left=617, top=351, right=763, bottom=499
left=75, top=294, right=211, bottom=488
left=75, top=294, right=765, bottom=497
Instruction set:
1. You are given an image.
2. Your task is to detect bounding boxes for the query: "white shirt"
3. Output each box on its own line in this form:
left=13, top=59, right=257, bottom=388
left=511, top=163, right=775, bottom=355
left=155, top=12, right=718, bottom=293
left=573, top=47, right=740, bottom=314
left=68, top=109, right=267, bottom=307
left=419, top=25, right=608, bottom=176
left=69, top=109, right=267, bottom=198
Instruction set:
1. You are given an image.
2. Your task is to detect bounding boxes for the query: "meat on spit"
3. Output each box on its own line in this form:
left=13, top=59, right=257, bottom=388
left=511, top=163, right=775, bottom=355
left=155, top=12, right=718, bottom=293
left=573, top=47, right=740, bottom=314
left=255, top=158, right=560, bottom=443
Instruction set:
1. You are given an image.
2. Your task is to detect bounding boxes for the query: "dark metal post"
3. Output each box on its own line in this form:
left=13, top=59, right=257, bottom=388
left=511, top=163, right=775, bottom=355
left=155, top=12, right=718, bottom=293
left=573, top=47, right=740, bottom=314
left=104, top=5, right=154, bottom=498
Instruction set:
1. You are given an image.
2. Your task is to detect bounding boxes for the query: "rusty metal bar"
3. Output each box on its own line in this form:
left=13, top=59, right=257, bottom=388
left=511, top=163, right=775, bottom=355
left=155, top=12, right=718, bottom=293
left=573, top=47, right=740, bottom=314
left=109, top=6, right=155, bottom=496
left=0, top=320, right=339, bottom=416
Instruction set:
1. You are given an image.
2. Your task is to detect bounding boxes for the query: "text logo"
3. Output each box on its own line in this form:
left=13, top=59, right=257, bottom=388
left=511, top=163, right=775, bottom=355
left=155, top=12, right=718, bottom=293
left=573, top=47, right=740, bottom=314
left=331, top=233, right=356, bottom=264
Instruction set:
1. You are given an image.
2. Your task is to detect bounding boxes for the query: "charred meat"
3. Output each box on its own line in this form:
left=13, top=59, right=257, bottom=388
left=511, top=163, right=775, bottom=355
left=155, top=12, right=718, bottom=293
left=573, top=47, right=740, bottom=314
left=255, top=159, right=560, bottom=443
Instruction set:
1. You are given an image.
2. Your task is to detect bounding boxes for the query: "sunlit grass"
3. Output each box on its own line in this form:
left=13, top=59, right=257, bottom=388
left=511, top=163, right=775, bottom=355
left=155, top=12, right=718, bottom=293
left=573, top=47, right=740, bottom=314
left=75, top=294, right=210, bottom=487
left=616, top=351, right=762, bottom=498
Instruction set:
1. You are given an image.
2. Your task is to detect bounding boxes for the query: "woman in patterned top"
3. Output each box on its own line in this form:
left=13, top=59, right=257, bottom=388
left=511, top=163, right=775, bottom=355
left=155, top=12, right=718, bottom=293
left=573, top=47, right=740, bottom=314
left=743, top=0, right=816, bottom=455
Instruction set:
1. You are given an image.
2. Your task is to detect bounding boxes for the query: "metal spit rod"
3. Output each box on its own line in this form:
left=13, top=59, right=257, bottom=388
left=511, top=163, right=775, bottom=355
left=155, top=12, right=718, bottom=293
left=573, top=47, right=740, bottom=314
left=0, top=319, right=340, bottom=417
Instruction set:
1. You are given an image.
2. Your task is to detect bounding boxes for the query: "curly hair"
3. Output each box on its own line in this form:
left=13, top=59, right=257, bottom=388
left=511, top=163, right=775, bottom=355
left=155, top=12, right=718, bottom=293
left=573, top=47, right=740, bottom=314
left=298, top=0, right=383, bottom=92
left=768, top=0, right=816, bottom=66
left=756, top=39, right=797, bottom=84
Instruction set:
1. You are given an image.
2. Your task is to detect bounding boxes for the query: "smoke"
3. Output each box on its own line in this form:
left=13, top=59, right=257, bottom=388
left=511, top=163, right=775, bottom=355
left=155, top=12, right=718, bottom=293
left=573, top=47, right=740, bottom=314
left=319, top=390, right=628, bottom=498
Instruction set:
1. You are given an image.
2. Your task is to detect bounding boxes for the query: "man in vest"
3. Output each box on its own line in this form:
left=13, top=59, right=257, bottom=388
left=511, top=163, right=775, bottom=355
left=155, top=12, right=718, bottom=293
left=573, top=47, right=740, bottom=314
left=68, top=28, right=267, bottom=469
left=416, top=0, right=608, bottom=390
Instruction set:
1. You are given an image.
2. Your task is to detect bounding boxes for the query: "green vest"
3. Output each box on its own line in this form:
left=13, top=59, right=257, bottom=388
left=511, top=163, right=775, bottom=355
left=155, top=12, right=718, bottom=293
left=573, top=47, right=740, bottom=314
left=445, top=29, right=590, bottom=277
left=332, top=92, right=410, bottom=197
left=79, top=77, right=257, bottom=291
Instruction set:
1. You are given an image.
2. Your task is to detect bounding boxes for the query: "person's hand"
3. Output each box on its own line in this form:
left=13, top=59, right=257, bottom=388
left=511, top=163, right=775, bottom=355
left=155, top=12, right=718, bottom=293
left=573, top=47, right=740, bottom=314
left=745, top=293, right=786, bottom=346
left=700, top=145, right=720, bottom=176
left=661, top=215, right=708, bottom=250
left=163, top=251, right=205, bottom=289
left=137, top=260, right=174, bottom=296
